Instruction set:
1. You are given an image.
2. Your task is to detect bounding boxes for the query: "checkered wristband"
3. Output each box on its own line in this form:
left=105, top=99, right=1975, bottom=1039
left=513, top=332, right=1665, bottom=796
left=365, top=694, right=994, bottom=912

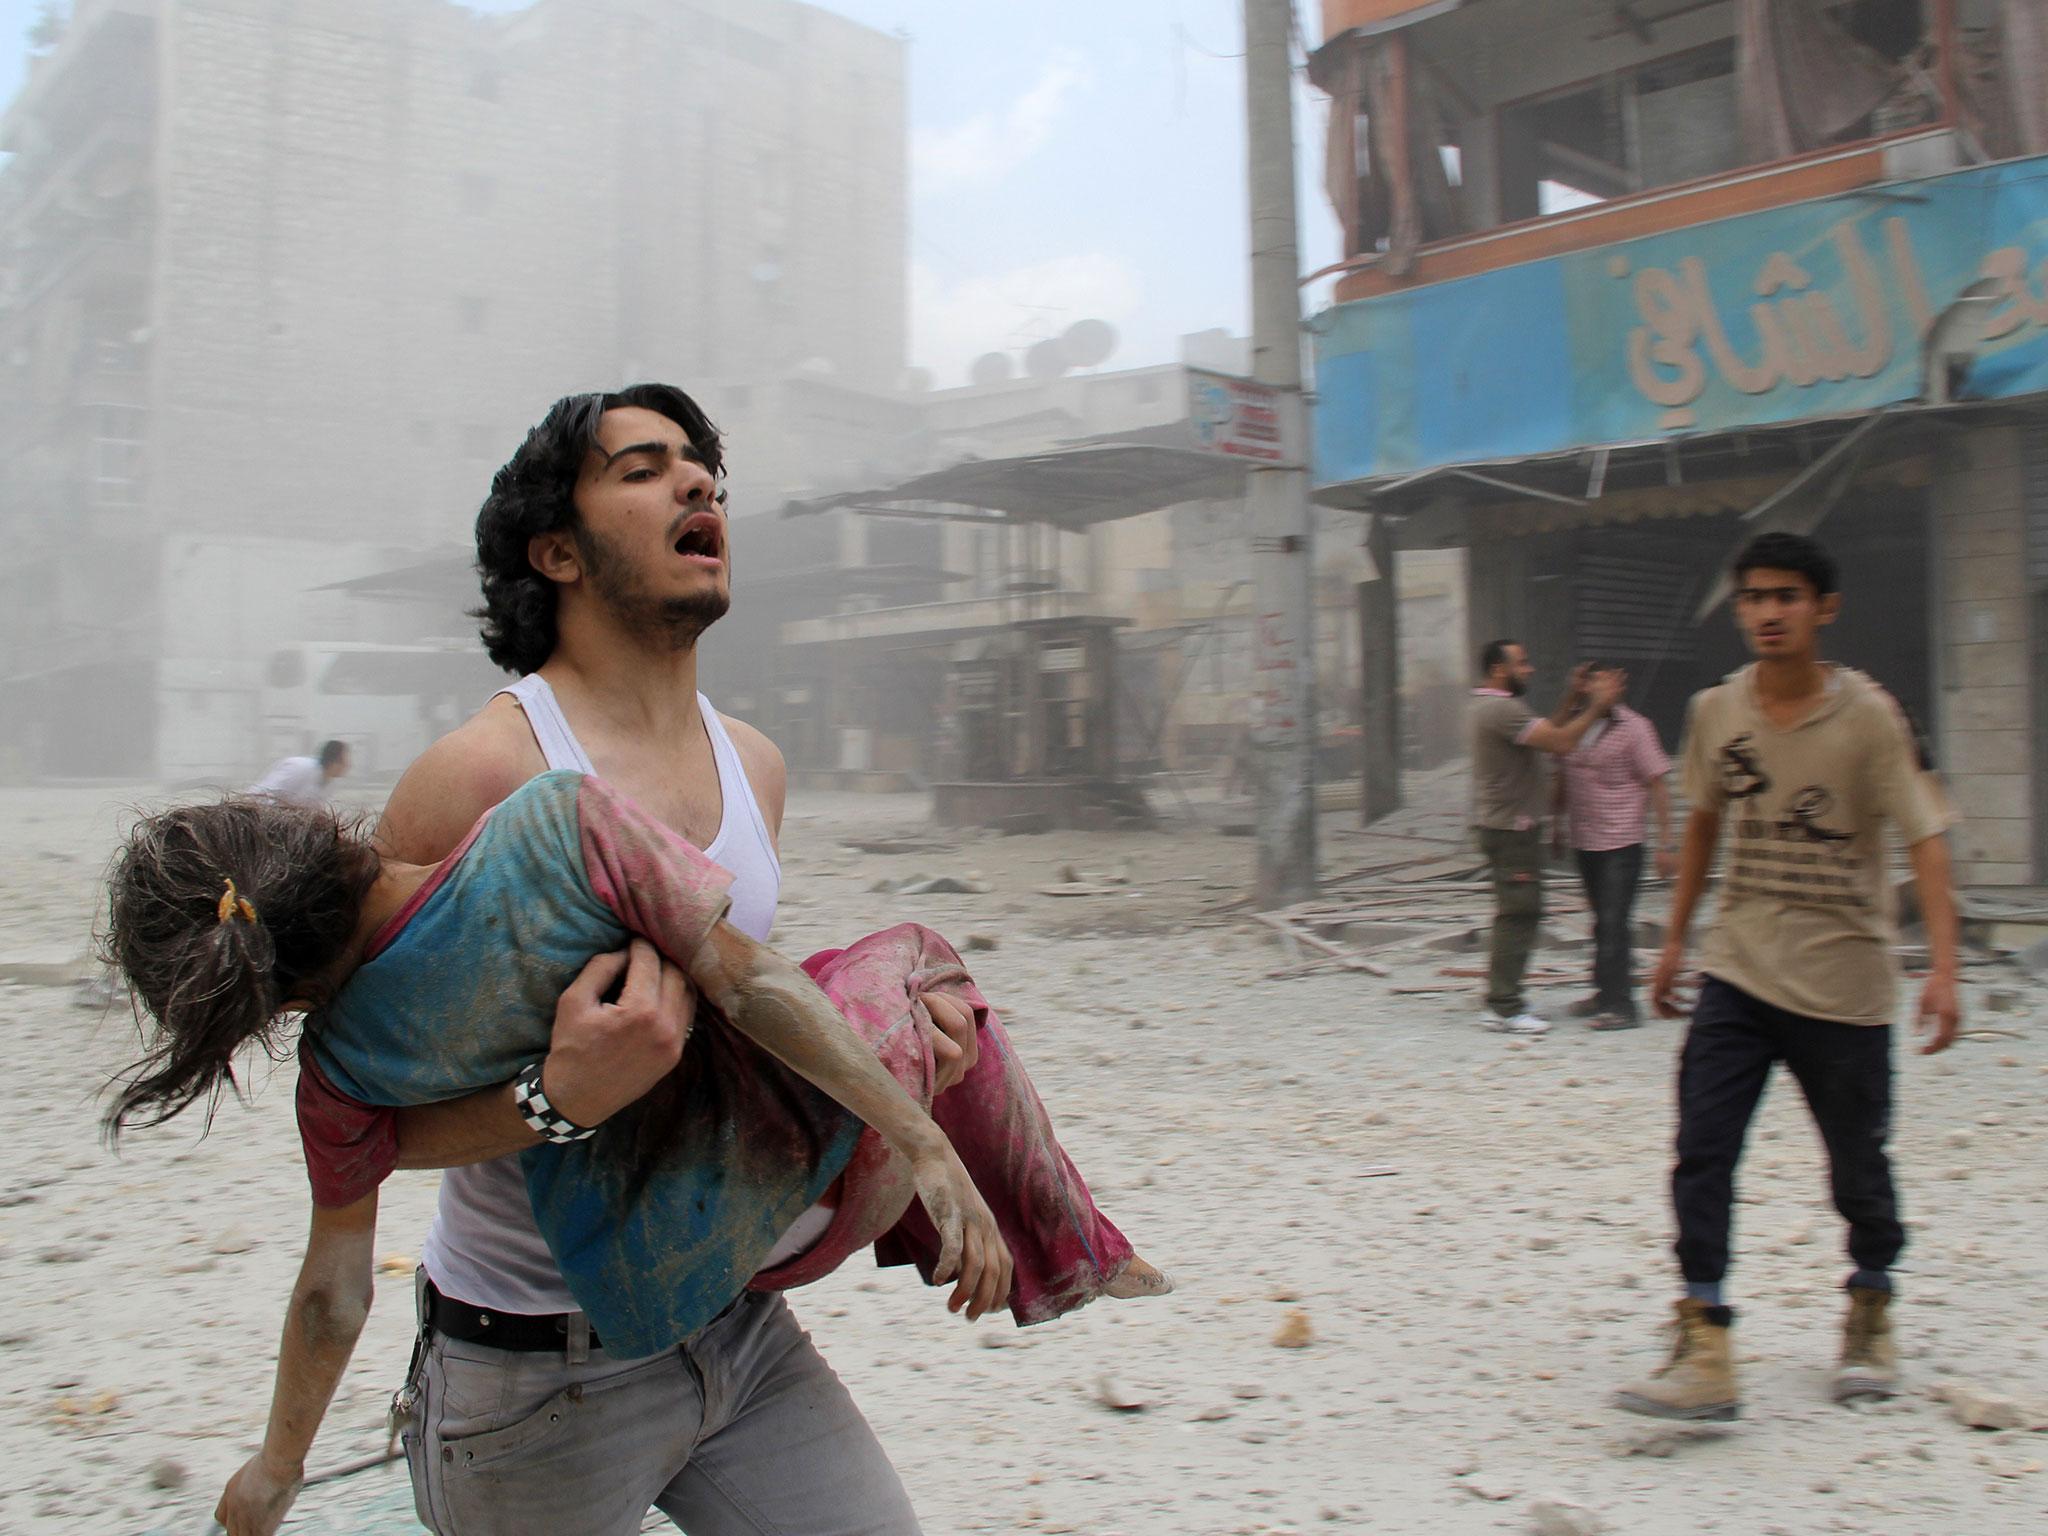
left=513, top=1060, right=598, bottom=1144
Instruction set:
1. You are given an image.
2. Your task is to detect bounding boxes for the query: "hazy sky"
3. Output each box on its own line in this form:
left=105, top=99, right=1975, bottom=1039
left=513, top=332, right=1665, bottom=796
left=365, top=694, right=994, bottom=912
left=0, top=0, right=1341, bottom=383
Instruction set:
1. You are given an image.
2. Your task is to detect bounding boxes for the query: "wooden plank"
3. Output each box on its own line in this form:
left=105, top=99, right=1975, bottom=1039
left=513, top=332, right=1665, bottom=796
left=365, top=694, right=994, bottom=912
left=1253, top=912, right=1392, bottom=978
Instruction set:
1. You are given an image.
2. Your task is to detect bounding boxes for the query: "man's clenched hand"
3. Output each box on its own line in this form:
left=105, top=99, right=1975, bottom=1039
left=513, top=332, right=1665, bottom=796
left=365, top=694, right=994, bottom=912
left=541, top=939, right=696, bottom=1127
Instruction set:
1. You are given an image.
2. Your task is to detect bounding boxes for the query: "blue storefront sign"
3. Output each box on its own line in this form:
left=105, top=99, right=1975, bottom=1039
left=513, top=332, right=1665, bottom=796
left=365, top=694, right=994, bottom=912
left=1311, top=156, right=2048, bottom=487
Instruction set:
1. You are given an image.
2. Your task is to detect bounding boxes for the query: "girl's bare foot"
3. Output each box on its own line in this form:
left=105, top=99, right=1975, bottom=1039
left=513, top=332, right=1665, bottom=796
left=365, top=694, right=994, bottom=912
left=1104, top=1255, right=1174, bottom=1299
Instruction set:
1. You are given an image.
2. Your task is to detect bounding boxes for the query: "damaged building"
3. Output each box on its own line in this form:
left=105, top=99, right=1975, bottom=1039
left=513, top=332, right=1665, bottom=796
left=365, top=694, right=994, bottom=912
left=0, top=0, right=907, bottom=779
left=1310, top=0, right=2048, bottom=884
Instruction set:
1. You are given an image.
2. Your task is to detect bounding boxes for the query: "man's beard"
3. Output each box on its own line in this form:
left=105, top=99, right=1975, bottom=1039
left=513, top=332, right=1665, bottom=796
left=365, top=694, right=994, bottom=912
left=575, top=523, right=731, bottom=650
left=1506, top=675, right=1528, bottom=697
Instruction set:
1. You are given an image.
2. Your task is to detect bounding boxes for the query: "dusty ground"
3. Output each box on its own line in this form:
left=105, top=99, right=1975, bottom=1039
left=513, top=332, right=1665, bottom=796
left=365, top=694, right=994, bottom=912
left=2, top=778, right=2045, bottom=1536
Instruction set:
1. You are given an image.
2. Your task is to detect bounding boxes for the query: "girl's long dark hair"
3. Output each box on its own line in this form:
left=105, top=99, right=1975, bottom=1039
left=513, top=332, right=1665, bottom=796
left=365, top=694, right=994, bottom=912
left=101, top=797, right=380, bottom=1140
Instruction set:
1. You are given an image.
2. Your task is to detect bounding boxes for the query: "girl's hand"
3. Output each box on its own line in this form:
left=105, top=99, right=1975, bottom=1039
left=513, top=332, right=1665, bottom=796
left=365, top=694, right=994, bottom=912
left=215, top=1451, right=303, bottom=1536
left=910, top=1139, right=1012, bottom=1321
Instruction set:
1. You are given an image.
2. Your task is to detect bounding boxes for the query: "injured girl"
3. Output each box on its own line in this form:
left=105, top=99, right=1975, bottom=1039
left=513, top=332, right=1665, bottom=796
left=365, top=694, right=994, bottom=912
left=103, top=770, right=1169, bottom=1532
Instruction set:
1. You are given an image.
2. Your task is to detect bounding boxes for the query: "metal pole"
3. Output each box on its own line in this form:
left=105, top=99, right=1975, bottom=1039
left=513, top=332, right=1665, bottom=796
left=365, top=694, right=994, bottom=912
left=1244, top=0, right=1317, bottom=907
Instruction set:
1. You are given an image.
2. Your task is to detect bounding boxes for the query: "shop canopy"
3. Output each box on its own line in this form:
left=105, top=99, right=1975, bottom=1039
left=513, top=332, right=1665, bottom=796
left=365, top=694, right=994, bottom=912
left=782, top=425, right=1253, bottom=531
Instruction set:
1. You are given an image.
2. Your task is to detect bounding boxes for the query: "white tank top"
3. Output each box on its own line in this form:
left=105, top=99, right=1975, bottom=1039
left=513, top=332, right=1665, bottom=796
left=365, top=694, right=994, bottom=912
left=418, top=674, right=795, bottom=1315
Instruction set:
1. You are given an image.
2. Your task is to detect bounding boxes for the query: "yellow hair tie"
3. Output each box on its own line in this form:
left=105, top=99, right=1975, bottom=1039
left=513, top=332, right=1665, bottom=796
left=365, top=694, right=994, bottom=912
left=217, top=878, right=258, bottom=926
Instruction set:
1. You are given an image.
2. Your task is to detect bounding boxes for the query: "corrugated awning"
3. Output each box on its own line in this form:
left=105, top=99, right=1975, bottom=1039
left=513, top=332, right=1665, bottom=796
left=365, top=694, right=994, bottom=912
left=783, top=425, right=1251, bottom=530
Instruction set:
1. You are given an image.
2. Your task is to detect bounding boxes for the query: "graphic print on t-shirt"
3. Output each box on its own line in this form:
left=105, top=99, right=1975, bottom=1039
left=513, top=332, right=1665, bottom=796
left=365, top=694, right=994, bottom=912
left=1723, top=755, right=1869, bottom=912
left=1784, top=786, right=1854, bottom=844
left=1717, top=734, right=1771, bottom=800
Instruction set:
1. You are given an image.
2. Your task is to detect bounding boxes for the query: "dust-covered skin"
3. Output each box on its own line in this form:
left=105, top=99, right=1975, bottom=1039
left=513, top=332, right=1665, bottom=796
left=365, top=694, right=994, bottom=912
left=690, top=922, right=1014, bottom=1317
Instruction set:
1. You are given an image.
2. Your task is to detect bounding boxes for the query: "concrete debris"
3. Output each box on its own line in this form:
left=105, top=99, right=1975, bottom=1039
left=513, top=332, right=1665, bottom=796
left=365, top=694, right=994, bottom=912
left=147, top=1458, right=188, bottom=1491
left=1460, top=1475, right=1518, bottom=1502
left=1529, top=1497, right=1604, bottom=1535
left=869, top=874, right=991, bottom=896
left=1093, top=1373, right=1148, bottom=1413
left=1938, top=1383, right=2031, bottom=1431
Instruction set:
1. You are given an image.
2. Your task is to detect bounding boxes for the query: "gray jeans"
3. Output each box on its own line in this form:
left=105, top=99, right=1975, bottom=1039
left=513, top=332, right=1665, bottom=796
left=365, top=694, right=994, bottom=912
left=402, top=1289, right=922, bottom=1535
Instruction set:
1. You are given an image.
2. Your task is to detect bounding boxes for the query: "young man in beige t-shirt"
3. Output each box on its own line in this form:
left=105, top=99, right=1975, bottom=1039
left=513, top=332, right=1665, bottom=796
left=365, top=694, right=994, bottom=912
left=1617, top=533, right=1960, bottom=1423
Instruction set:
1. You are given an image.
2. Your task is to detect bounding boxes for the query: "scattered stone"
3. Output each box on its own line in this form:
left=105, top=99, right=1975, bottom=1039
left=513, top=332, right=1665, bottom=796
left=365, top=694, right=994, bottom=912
left=210, top=1231, right=258, bottom=1256
left=376, top=1253, right=414, bottom=1276
left=1093, top=1374, right=1148, bottom=1413
left=1191, top=1402, right=1235, bottom=1423
left=1231, top=1383, right=1268, bottom=1401
left=1530, top=1497, right=1604, bottom=1535
left=1272, top=1310, right=1314, bottom=1349
left=38, top=1246, right=89, bottom=1264
left=1943, top=1384, right=2027, bottom=1430
left=147, top=1459, right=188, bottom=1491
left=1267, top=1284, right=1301, bottom=1303
left=1811, top=1479, right=1836, bottom=1494
left=1946, top=1128, right=1974, bottom=1149
left=1461, top=1475, right=1518, bottom=1502
left=963, top=934, right=1000, bottom=952
left=1529, top=1236, right=1559, bottom=1253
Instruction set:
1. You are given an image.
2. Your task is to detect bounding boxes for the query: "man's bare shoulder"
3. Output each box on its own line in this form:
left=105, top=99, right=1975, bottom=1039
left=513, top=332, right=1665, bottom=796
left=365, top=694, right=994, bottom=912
left=376, top=694, right=546, bottom=863
left=718, top=712, right=787, bottom=840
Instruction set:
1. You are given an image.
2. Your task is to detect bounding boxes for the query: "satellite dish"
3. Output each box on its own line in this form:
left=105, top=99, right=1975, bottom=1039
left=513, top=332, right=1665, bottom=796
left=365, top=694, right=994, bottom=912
left=1024, top=338, right=1071, bottom=380
left=1061, top=318, right=1117, bottom=368
left=969, top=352, right=1014, bottom=387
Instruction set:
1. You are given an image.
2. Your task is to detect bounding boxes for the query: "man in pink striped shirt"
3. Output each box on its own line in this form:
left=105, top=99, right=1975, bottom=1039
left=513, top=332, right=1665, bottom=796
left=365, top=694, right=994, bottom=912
left=1554, top=666, right=1675, bottom=1029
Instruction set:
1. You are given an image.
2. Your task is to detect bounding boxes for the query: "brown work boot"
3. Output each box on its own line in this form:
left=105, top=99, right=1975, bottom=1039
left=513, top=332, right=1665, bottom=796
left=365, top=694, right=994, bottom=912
left=1832, top=1285, right=1898, bottom=1402
left=1615, top=1299, right=1741, bottom=1421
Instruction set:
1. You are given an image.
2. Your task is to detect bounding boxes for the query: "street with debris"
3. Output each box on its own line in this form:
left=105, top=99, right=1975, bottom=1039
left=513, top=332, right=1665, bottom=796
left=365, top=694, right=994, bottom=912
left=3, top=777, right=2043, bottom=1535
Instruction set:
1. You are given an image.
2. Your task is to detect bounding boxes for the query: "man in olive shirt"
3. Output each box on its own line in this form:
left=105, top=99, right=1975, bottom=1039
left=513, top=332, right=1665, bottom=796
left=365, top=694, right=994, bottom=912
left=1469, top=643, right=1622, bottom=1034
left=1618, top=533, right=1959, bottom=1422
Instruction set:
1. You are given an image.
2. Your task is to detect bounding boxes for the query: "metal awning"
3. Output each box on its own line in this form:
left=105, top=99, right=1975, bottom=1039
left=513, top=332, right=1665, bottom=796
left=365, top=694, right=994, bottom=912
left=782, top=425, right=1252, bottom=531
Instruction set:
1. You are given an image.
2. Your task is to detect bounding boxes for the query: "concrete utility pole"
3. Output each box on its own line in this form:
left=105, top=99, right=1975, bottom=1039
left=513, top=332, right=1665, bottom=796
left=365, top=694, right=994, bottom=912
left=1244, top=0, right=1317, bottom=907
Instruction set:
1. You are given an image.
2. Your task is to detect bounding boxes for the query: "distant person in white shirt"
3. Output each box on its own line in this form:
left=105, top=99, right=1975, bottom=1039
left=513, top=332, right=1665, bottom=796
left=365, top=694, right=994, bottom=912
left=249, top=739, right=350, bottom=805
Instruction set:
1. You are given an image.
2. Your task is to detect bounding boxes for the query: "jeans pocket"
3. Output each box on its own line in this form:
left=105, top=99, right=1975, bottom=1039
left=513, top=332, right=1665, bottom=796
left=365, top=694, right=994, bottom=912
left=440, top=1383, right=582, bottom=1473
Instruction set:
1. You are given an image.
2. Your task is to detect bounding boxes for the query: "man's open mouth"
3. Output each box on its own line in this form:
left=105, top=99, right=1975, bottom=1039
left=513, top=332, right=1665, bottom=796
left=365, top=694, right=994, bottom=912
left=673, top=515, right=723, bottom=564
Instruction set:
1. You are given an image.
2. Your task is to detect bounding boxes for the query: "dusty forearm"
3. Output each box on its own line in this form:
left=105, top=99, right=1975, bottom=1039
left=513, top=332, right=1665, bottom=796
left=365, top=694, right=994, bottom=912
left=690, top=925, right=945, bottom=1162
left=393, top=1086, right=538, bottom=1170
left=259, top=1216, right=376, bottom=1472
left=1910, top=837, right=1960, bottom=978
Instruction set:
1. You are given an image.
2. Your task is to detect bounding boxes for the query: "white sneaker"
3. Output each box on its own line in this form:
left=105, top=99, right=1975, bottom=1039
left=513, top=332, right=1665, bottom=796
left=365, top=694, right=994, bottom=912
left=1482, top=1012, right=1551, bottom=1035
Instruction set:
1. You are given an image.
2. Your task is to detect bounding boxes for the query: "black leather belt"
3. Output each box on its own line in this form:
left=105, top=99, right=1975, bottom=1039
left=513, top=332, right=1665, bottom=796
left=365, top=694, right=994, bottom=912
left=424, top=1279, right=601, bottom=1354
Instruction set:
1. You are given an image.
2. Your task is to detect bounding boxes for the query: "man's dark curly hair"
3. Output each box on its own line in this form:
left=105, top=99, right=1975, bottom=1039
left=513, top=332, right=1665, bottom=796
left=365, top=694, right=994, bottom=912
left=474, top=384, right=723, bottom=675
left=1733, top=530, right=1837, bottom=597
